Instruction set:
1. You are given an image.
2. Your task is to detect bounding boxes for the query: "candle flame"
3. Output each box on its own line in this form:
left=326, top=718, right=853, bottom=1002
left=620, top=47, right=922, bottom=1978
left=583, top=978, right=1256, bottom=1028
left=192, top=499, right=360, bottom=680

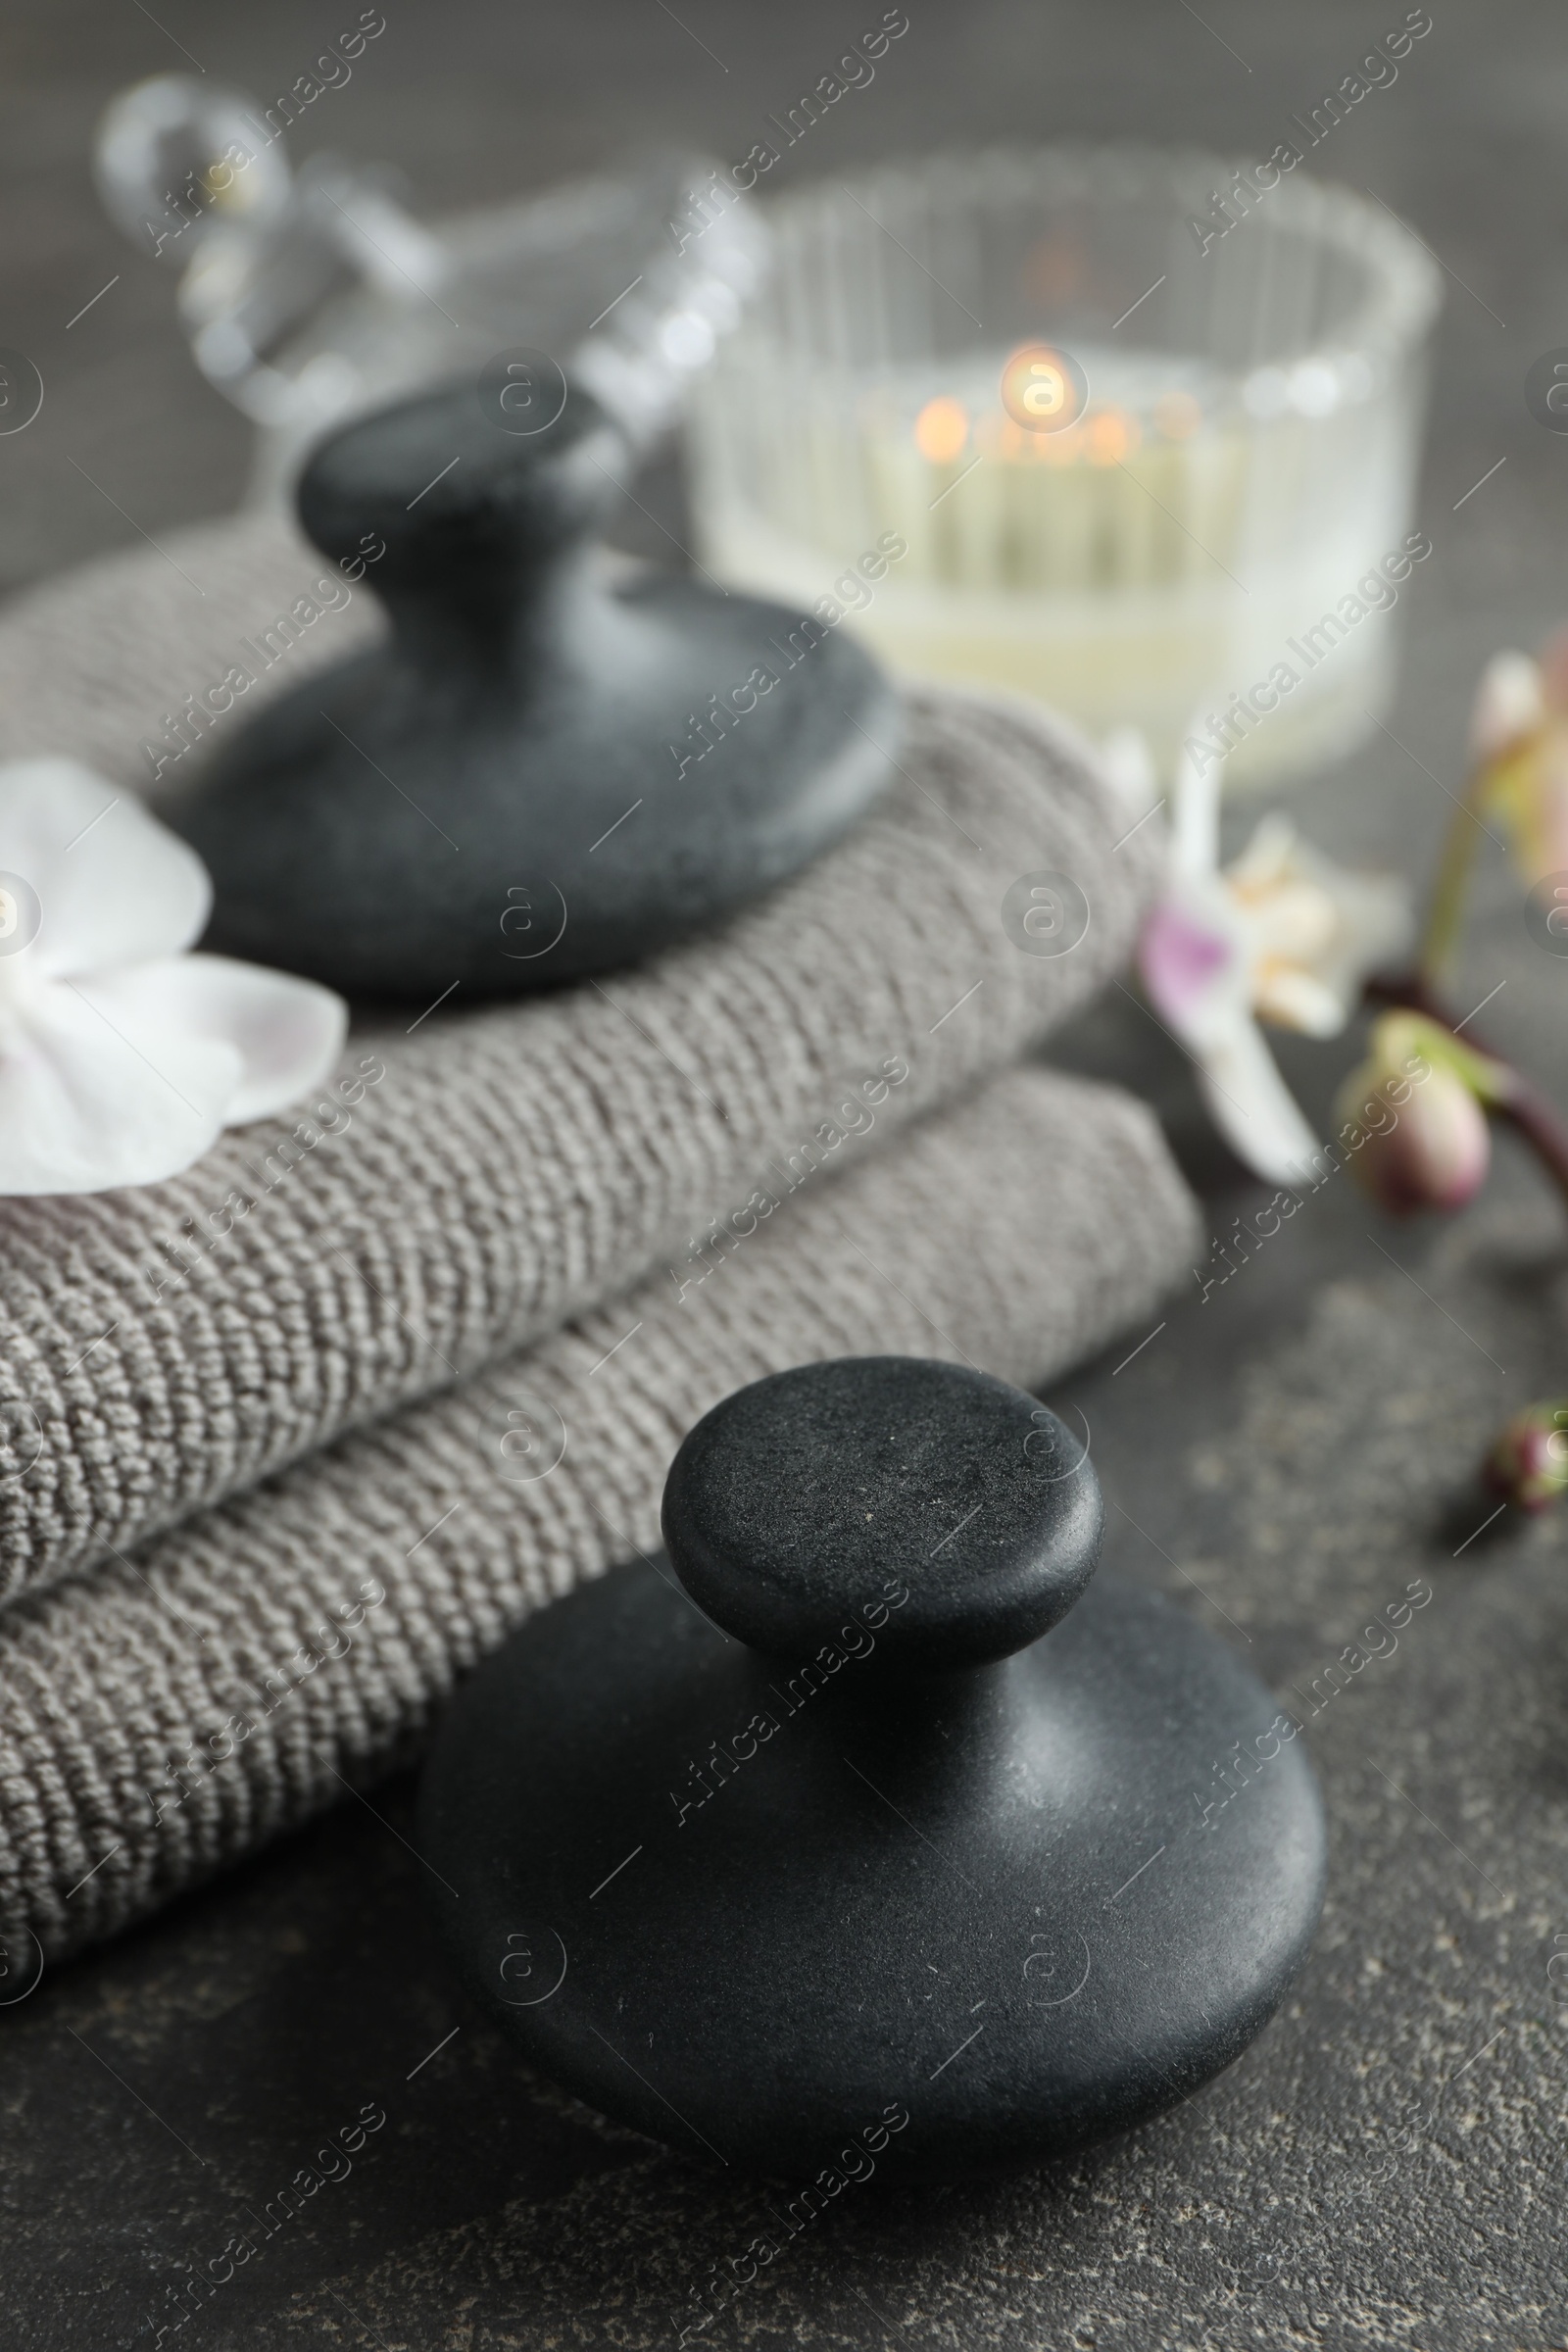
left=914, top=397, right=970, bottom=466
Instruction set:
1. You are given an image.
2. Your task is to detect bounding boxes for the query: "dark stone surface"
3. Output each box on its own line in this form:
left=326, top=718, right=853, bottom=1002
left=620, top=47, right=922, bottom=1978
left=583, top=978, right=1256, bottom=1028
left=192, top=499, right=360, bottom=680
left=3, top=1, right=1568, bottom=2346
left=661, top=1360, right=1104, bottom=1668
left=172, top=383, right=896, bottom=999
left=420, top=1363, right=1324, bottom=2181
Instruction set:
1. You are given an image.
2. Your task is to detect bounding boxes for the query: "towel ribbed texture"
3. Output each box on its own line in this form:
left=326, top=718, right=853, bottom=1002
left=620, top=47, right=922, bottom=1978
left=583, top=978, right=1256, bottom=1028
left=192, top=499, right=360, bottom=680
left=0, top=1065, right=1196, bottom=1959
left=0, top=514, right=1199, bottom=1960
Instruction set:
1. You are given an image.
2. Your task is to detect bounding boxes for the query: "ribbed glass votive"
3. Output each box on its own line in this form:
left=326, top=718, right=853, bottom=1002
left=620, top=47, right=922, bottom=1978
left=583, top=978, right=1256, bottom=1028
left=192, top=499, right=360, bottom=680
left=687, top=147, right=1442, bottom=785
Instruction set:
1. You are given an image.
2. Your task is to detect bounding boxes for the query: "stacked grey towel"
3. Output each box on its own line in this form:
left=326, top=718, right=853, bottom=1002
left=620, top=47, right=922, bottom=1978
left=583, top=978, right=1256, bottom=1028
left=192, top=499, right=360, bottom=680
left=0, top=515, right=1198, bottom=1961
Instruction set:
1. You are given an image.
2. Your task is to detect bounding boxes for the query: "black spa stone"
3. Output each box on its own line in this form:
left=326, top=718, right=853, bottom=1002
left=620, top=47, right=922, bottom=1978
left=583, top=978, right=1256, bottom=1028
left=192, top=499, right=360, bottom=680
left=418, top=1357, right=1327, bottom=2181
left=168, top=378, right=898, bottom=1001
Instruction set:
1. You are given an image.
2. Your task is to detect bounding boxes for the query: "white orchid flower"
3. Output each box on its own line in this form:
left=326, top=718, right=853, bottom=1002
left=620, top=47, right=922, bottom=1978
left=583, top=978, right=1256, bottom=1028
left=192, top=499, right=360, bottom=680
left=0, top=760, right=346, bottom=1195
left=1137, top=734, right=1413, bottom=1185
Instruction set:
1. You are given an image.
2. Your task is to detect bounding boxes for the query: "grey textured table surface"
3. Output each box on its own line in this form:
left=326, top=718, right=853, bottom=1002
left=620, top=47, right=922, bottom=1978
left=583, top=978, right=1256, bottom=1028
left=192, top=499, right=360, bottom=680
left=4, top=3, right=1568, bottom=2347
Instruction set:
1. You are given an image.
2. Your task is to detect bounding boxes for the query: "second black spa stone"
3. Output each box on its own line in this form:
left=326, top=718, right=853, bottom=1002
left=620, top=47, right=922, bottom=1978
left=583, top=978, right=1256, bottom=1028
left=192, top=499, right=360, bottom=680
left=419, top=1359, right=1327, bottom=2181
left=168, top=378, right=898, bottom=1000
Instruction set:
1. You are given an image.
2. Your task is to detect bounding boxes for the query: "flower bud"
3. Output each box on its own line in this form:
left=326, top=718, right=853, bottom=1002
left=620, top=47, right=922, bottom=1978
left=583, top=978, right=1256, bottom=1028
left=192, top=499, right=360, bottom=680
left=1536, top=625, right=1568, bottom=716
left=1336, top=1027, right=1491, bottom=1215
left=1485, top=1402, right=1568, bottom=1512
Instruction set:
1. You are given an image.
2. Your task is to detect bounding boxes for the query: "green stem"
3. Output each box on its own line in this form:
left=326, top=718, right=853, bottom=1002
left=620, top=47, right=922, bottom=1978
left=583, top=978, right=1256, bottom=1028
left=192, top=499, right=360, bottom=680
left=1416, top=760, right=1488, bottom=983
left=1496, top=1087, right=1568, bottom=1214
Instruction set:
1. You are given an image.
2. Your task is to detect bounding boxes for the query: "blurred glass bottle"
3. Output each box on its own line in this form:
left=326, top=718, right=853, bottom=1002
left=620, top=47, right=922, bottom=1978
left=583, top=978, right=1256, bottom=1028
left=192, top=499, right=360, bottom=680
left=94, top=74, right=767, bottom=501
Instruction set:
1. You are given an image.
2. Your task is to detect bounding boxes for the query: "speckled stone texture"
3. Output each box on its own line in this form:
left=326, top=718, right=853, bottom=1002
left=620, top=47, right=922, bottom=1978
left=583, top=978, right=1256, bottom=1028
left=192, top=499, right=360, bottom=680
left=3, top=0, right=1567, bottom=2346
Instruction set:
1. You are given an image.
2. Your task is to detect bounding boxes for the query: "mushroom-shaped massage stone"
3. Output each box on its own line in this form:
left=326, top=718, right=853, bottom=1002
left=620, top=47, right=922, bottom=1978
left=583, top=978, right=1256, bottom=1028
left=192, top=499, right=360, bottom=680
left=169, top=376, right=898, bottom=1000
left=419, top=1357, right=1326, bottom=2180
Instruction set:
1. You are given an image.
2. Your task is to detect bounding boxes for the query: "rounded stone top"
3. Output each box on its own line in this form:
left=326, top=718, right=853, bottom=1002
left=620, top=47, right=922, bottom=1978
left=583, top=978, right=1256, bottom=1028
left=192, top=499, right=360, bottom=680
left=296, top=375, right=624, bottom=589
left=660, top=1355, right=1102, bottom=1672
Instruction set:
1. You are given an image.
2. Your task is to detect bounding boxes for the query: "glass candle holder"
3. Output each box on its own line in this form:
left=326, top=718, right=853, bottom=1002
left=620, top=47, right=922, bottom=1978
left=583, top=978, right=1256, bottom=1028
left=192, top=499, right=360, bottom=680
left=686, top=147, right=1442, bottom=787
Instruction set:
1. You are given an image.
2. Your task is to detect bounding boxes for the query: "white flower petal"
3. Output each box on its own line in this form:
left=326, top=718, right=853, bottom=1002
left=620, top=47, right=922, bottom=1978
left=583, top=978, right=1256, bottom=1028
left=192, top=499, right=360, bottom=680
left=1100, top=725, right=1157, bottom=818
left=0, top=979, right=236, bottom=1194
left=1225, top=812, right=1298, bottom=894
left=1196, top=1009, right=1324, bottom=1187
left=86, top=954, right=348, bottom=1123
left=1171, top=718, right=1225, bottom=876
left=1242, top=881, right=1339, bottom=964
left=1341, top=862, right=1416, bottom=960
left=1221, top=817, right=1414, bottom=1039
left=1253, top=965, right=1346, bottom=1037
left=1469, top=653, right=1543, bottom=760
left=0, top=759, right=211, bottom=978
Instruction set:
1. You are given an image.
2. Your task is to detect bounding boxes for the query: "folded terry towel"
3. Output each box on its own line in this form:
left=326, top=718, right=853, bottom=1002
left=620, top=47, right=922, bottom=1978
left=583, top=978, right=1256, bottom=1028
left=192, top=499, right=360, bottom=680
left=0, top=513, right=1168, bottom=1609
left=0, top=514, right=1198, bottom=1965
left=0, top=1062, right=1197, bottom=1961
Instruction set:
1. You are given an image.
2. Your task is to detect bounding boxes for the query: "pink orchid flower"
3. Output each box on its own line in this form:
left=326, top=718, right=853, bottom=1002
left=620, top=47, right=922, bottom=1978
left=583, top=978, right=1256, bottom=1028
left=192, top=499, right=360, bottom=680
left=1138, top=734, right=1413, bottom=1184
left=1469, top=629, right=1568, bottom=895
